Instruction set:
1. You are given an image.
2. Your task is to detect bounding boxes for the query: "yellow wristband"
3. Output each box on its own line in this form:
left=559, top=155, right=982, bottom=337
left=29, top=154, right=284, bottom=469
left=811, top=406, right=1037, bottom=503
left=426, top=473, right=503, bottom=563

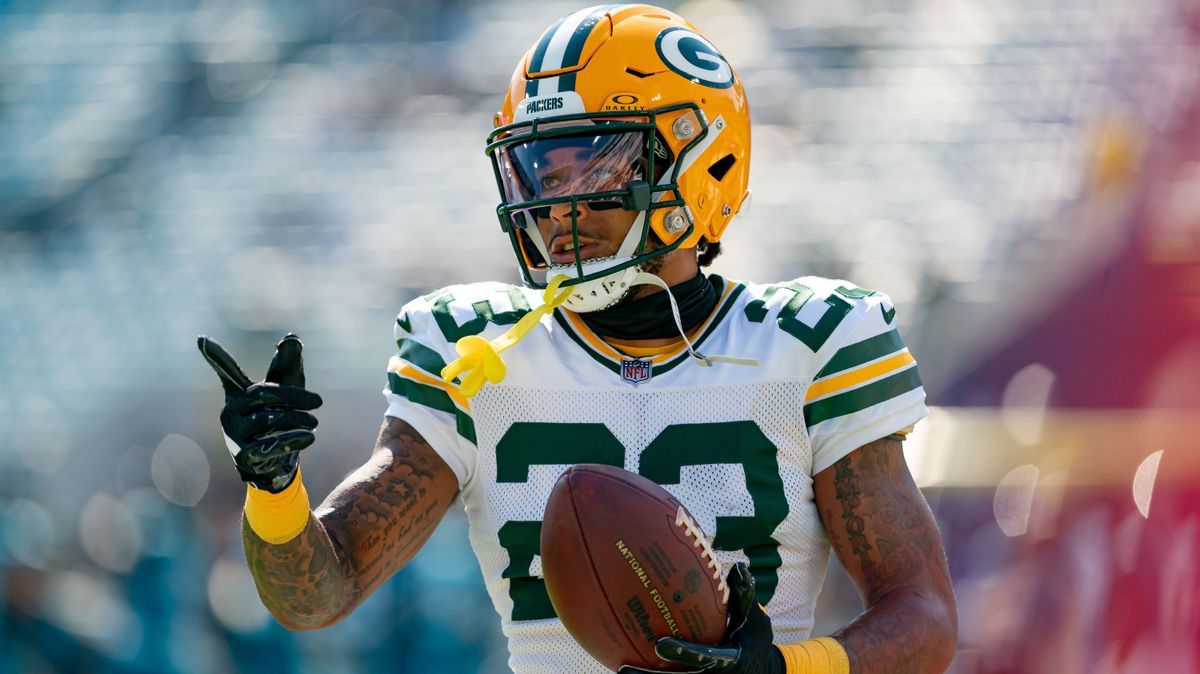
left=778, top=637, right=850, bottom=674
left=244, top=468, right=311, bottom=544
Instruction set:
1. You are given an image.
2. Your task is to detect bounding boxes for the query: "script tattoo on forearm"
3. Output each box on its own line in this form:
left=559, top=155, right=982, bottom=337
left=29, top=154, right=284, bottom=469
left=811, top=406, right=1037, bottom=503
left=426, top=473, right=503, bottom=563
left=242, top=418, right=459, bottom=629
left=817, top=438, right=957, bottom=674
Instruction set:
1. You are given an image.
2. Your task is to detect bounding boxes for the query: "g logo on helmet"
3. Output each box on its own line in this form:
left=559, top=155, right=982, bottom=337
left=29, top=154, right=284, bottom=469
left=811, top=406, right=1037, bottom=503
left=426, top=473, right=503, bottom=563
left=654, top=27, right=734, bottom=89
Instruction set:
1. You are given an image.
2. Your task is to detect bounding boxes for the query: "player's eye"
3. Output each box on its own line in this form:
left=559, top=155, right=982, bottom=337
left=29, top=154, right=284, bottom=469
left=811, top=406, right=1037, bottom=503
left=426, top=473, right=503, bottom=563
left=540, top=174, right=563, bottom=190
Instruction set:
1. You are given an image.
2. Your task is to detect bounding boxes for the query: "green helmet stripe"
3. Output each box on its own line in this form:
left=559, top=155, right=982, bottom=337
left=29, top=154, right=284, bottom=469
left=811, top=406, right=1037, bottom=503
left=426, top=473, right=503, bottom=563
left=525, top=15, right=565, bottom=98
left=525, top=5, right=619, bottom=97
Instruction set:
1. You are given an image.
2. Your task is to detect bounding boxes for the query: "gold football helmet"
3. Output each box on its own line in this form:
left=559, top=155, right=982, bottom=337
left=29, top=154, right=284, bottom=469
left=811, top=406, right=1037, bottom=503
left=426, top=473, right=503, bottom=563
left=487, top=4, right=751, bottom=311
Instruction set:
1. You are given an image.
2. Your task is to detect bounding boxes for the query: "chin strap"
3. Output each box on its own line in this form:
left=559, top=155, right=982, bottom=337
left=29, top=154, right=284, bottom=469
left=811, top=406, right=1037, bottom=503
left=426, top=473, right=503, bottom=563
left=441, top=275, right=573, bottom=397
left=630, top=272, right=760, bottom=368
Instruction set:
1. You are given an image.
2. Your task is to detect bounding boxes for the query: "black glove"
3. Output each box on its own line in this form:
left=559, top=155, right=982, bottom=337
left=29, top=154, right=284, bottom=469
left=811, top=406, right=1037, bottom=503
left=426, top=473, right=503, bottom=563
left=198, top=333, right=323, bottom=493
left=619, top=563, right=784, bottom=674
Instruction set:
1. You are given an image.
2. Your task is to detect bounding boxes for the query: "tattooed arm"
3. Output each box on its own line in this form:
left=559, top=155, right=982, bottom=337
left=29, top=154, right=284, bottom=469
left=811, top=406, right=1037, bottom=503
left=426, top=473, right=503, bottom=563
left=242, top=416, right=460, bottom=630
left=812, top=437, right=957, bottom=673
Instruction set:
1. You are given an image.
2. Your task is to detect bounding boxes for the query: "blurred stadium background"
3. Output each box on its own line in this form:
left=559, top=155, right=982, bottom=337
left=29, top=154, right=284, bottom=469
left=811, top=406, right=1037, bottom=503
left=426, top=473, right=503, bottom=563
left=2, top=0, right=1199, bottom=672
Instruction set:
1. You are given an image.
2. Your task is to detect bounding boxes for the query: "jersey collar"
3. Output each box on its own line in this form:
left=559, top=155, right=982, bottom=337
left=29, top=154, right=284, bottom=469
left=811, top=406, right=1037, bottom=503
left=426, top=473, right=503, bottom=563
left=552, top=276, right=745, bottom=377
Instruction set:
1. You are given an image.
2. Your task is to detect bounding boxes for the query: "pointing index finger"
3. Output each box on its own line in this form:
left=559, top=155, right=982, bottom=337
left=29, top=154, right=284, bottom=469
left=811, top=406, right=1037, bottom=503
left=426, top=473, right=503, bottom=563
left=197, top=335, right=254, bottom=393
left=265, top=333, right=305, bottom=387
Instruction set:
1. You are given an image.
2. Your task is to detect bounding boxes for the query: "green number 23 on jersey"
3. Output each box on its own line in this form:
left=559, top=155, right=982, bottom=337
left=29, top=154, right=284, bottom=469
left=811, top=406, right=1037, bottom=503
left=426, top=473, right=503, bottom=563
left=496, top=420, right=789, bottom=621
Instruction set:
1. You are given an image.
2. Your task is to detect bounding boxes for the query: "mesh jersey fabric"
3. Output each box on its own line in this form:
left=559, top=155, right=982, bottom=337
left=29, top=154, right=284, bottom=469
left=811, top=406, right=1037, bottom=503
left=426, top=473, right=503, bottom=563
left=383, top=275, right=927, bottom=674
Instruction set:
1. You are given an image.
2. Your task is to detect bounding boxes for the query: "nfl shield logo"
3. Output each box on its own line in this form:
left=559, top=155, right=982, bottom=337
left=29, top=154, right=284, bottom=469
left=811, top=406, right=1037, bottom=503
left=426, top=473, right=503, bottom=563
left=621, top=358, right=652, bottom=384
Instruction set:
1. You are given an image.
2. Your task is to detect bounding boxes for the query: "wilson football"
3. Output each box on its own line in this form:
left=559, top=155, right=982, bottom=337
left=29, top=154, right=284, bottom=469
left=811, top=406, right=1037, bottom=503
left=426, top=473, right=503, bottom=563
left=540, top=463, right=729, bottom=672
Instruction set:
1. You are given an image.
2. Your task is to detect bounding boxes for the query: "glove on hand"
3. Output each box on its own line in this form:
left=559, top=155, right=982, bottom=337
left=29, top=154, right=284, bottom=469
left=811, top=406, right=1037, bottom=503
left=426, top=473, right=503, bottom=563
left=619, top=563, right=784, bottom=674
left=198, top=333, right=322, bottom=493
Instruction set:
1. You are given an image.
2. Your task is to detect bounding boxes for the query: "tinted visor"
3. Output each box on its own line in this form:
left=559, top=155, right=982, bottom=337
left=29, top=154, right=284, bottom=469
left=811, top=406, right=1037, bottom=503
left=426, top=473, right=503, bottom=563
left=497, top=130, right=648, bottom=210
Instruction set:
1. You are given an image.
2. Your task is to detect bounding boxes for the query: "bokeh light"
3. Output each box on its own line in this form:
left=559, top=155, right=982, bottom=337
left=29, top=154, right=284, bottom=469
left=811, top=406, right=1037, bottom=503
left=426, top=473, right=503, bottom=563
left=1133, top=449, right=1164, bottom=518
left=39, top=570, right=142, bottom=660
left=0, top=498, right=57, bottom=569
left=204, top=27, right=278, bottom=103
left=207, top=555, right=271, bottom=634
left=150, top=433, right=211, bottom=507
left=1001, top=363, right=1056, bottom=446
left=78, top=492, right=143, bottom=574
left=993, top=464, right=1039, bottom=537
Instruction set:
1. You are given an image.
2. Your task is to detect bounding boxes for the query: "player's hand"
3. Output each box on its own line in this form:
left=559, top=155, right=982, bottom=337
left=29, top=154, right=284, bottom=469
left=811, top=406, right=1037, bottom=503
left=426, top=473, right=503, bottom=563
left=198, top=333, right=323, bottom=493
left=618, top=563, right=784, bottom=674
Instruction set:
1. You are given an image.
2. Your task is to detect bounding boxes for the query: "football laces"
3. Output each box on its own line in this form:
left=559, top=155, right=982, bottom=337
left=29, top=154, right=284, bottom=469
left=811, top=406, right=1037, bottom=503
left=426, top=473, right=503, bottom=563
left=675, top=506, right=730, bottom=604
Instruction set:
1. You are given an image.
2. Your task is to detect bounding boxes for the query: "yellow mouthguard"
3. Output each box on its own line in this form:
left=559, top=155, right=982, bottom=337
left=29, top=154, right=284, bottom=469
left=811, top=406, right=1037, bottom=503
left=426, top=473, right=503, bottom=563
left=441, top=275, right=572, bottom=397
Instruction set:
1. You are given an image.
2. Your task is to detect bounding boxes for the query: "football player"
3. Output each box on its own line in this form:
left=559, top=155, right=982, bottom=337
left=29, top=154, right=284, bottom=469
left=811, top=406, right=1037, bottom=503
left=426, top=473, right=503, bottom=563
left=199, top=5, right=957, bottom=673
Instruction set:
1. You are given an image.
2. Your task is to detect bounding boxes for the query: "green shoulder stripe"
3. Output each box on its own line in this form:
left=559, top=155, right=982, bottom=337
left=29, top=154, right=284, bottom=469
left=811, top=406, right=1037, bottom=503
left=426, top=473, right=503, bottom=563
left=804, top=366, right=922, bottom=427
left=397, top=338, right=449, bottom=379
left=387, top=372, right=476, bottom=444
left=815, top=329, right=905, bottom=379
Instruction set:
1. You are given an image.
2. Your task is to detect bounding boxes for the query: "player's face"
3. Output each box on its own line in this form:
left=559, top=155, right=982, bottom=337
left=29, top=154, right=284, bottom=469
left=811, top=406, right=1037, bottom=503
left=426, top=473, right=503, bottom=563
left=532, top=146, right=640, bottom=264
left=497, top=128, right=650, bottom=271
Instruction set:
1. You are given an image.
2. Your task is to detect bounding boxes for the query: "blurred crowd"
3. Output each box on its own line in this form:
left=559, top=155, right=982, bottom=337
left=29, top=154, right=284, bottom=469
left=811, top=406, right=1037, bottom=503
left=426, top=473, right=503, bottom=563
left=2, top=0, right=1198, bottom=672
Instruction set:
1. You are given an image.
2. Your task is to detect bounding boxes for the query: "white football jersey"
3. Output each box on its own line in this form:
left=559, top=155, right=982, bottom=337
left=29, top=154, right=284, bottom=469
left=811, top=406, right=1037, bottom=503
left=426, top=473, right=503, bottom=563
left=382, top=275, right=927, bottom=674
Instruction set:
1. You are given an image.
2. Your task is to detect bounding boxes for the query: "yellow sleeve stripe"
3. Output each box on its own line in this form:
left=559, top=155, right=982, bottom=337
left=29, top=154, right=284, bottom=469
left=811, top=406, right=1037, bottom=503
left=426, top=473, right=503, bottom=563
left=389, top=361, right=471, bottom=411
left=805, top=349, right=915, bottom=402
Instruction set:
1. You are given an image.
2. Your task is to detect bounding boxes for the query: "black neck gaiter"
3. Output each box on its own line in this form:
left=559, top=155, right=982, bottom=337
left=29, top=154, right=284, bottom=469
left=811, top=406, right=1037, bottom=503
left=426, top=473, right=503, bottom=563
left=579, top=273, right=720, bottom=340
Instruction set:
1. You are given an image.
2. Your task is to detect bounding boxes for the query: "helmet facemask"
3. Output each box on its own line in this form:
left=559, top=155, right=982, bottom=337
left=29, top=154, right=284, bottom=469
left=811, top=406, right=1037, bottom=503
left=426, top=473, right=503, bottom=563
left=488, top=106, right=707, bottom=312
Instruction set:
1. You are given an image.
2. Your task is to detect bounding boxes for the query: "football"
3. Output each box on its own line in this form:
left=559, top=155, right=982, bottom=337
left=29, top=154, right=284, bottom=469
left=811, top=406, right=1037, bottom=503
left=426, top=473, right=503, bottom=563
left=540, top=464, right=730, bottom=672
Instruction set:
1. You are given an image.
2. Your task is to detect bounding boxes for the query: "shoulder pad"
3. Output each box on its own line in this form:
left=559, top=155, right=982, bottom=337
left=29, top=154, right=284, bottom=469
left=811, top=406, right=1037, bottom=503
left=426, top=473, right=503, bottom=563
left=395, top=282, right=536, bottom=347
left=740, top=276, right=887, bottom=356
